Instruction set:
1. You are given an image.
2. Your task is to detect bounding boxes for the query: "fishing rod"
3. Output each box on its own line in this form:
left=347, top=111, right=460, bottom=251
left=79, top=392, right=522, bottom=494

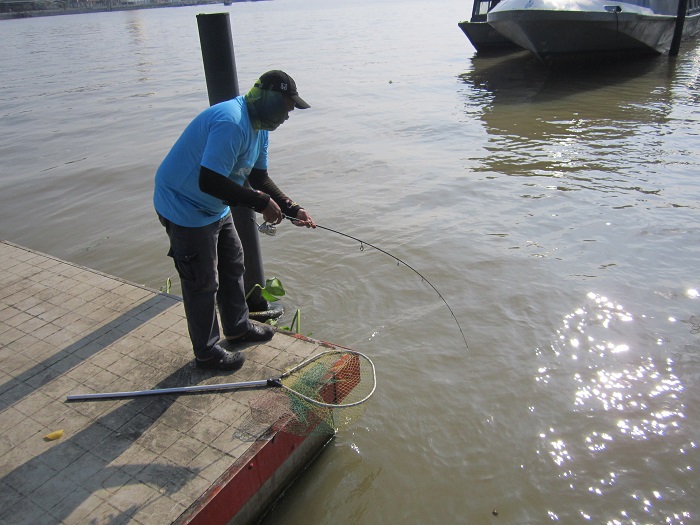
left=257, top=216, right=469, bottom=350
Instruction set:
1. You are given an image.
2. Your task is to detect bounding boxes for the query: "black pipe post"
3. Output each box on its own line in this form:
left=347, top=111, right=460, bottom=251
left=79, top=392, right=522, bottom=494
left=196, top=13, right=239, bottom=105
left=196, top=13, right=282, bottom=319
left=670, top=0, right=689, bottom=56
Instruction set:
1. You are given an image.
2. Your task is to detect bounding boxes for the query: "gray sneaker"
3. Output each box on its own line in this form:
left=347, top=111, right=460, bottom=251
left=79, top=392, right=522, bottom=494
left=228, top=323, right=274, bottom=344
left=196, top=346, right=245, bottom=371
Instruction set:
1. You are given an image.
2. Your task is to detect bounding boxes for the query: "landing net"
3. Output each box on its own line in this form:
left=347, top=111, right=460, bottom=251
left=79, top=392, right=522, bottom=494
left=250, top=349, right=376, bottom=436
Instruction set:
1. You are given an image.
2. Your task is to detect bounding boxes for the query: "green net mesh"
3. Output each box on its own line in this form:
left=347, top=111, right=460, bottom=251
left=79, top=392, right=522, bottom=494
left=249, top=350, right=375, bottom=436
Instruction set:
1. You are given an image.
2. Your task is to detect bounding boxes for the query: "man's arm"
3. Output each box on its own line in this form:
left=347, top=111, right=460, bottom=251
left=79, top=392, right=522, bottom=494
left=248, top=168, right=303, bottom=217
left=199, top=166, right=269, bottom=211
left=248, top=168, right=316, bottom=228
left=199, top=166, right=283, bottom=224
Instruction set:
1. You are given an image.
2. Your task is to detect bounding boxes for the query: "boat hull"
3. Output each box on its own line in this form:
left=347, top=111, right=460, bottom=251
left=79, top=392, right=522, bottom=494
left=458, top=20, right=521, bottom=52
left=488, top=0, right=700, bottom=62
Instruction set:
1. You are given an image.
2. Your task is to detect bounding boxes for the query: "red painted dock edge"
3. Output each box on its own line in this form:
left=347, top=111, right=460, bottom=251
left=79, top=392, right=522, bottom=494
left=176, top=423, right=331, bottom=525
left=175, top=336, right=359, bottom=525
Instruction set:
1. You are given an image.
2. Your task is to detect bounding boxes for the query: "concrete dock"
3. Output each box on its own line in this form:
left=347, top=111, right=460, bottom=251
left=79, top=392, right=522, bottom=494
left=0, top=240, right=338, bottom=524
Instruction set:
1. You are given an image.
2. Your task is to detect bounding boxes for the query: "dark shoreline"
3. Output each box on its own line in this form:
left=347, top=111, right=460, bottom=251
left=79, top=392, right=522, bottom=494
left=0, top=0, right=251, bottom=20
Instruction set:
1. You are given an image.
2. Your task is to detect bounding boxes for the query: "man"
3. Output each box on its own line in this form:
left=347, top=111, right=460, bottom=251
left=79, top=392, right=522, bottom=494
left=154, top=70, right=316, bottom=372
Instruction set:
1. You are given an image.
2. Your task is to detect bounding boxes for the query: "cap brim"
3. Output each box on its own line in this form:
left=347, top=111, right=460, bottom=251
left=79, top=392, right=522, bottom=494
left=292, top=94, right=310, bottom=110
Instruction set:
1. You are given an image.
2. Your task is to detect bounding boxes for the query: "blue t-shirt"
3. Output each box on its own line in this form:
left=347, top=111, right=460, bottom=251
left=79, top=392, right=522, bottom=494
left=154, top=96, right=269, bottom=227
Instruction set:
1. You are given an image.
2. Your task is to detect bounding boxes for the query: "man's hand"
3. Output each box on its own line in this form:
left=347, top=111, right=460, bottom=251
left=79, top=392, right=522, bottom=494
left=292, top=209, right=316, bottom=228
left=262, top=199, right=282, bottom=224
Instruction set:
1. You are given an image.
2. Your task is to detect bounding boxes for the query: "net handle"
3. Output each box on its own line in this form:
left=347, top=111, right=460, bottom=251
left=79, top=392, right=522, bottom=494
left=65, top=349, right=376, bottom=403
left=66, top=379, right=274, bottom=401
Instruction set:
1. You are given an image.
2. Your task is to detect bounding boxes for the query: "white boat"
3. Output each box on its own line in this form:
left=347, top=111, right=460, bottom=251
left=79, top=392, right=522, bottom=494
left=487, top=0, right=700, bottom=62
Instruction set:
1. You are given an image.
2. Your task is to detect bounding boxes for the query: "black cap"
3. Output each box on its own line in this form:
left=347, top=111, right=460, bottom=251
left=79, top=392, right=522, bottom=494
left=255, top=70, right=310, bottom=109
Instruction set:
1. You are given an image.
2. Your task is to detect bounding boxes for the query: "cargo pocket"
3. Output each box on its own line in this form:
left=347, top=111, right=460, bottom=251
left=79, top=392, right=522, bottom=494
left=168, top=247, right=199, bottom=284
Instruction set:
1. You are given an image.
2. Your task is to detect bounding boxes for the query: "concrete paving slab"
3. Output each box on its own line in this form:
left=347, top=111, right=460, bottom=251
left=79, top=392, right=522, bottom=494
left=0, top=241, right=337, bottom=524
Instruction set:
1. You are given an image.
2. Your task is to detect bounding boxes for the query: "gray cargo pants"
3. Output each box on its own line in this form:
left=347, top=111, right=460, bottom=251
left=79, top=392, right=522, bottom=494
left=158, top=212, right=251, bottom=359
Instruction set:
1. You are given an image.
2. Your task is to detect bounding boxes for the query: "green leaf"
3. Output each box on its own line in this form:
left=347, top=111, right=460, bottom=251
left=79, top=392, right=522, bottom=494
left=264, top=277, right=285, bottom=298
left=290, top=309, right=301, bottom=334
left=260, top=288, right=279, bottom=302
left=160, top=277, right=172, bottom=294
left=245, top=276, right=286, bottom=302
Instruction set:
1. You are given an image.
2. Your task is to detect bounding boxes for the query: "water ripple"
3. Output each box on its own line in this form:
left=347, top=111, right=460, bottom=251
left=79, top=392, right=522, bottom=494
left=534, top=292, right=696, bottom=523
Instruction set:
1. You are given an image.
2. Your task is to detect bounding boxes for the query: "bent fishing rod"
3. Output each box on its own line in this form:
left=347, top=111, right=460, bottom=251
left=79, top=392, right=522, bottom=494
left=258, top=215, right=469, bottom=350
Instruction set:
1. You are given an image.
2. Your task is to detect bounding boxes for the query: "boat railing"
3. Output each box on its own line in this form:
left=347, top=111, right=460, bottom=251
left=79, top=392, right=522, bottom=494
left=471, top=0, right=503, bottom=21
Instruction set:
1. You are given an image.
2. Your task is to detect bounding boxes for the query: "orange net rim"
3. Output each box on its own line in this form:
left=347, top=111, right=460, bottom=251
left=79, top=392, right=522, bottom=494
left=279, top=349, right=376, bottom=409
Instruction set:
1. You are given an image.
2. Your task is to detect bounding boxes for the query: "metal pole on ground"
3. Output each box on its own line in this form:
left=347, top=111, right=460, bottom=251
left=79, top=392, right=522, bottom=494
left=196, top=13, right=283, bottom=320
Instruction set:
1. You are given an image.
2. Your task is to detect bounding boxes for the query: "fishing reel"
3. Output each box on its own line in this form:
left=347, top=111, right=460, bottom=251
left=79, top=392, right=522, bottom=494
left=257, top=222, right=277, bottom=236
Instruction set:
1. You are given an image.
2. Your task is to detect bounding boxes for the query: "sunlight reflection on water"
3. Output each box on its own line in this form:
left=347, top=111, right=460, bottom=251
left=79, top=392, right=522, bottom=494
left=535, top=291, right=696, bottom=523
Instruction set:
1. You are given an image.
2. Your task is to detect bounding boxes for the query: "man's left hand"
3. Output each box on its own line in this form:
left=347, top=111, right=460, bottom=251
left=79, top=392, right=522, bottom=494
left=292, top=209, right=316, bottom=228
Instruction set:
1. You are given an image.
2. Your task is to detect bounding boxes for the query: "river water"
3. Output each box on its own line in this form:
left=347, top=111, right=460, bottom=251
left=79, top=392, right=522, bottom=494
left=2, top=0, right=700, bottom=523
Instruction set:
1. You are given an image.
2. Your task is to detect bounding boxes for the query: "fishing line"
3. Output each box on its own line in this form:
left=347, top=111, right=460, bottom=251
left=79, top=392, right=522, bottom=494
left=258, top=216, right=469, bottom=350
